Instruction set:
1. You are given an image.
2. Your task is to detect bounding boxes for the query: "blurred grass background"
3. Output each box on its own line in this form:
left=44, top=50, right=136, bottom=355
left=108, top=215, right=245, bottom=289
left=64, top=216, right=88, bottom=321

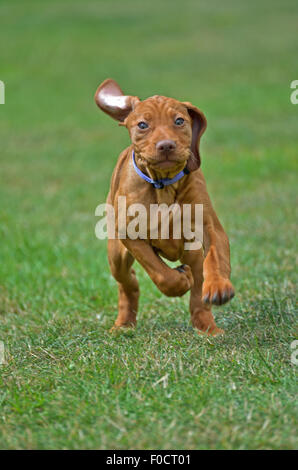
left=0, top=0, right=297, bottom=449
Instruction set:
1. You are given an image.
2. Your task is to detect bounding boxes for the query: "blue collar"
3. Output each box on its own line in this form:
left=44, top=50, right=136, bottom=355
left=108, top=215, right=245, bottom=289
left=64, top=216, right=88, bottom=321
left=132, top=151, right=189, bottom=189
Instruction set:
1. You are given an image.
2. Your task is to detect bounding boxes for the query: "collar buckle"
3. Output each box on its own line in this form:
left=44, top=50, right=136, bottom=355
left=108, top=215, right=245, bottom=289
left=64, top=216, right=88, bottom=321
left=153, top=181, right=164, bottom=189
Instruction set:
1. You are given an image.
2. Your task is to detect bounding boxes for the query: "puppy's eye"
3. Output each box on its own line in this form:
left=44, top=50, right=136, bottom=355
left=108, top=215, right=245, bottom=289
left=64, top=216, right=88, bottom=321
left=175, top=117, right=184, bottom=126
left=138, top=121, right=149, bottom=130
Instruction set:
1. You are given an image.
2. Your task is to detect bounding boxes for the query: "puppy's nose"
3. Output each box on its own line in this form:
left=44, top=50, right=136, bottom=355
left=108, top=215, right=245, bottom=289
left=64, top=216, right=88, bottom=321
left=156, top=140, right=176, bottom=153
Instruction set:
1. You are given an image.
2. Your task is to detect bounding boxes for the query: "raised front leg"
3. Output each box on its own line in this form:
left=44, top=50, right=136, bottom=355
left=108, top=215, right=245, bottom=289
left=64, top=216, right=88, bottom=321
left=202, top=211, right=235, bottom=306
left=121, top=239, right=194, bottom=297
left=181, top=249, right=224, bottom=336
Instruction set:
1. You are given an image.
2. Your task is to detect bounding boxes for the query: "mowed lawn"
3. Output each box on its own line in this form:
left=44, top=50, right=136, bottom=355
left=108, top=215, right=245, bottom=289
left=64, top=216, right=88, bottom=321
left=0, top=0, right=297, bottom=450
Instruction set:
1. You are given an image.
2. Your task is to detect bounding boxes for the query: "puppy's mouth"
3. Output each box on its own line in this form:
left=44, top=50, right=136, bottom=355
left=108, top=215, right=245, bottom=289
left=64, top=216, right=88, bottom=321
left=153, top=159, right=178, bottom=169
left=149, top=153, right=189, bottom=169
left=136, top=149, right=191, bottom=171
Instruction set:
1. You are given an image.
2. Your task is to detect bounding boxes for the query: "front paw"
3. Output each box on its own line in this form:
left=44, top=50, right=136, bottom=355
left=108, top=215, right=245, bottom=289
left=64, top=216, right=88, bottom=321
left=159, top=264, right=194, bottom=297
left=202, top=277, right=235, bottom=305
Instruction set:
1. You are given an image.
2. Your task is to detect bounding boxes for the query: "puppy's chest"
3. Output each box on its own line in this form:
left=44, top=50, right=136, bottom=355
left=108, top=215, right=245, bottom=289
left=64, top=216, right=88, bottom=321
left=151, top=239, right=184, bottom=262
left=147, top=186, right=186, bottom=261
left=124, top=185, right=197, bottom=262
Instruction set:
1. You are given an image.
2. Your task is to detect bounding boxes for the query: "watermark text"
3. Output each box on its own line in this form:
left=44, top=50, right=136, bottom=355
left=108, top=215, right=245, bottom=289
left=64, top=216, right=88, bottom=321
left=95, top=197, right=203, bottom=250
left=0, top=81, right=5, bottom=104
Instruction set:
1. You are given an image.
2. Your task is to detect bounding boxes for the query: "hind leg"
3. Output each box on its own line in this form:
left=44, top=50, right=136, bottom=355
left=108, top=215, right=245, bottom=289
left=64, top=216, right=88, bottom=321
left=181, top=249, right=224, bottom=336
left=108, top=239, right=140, bottom=328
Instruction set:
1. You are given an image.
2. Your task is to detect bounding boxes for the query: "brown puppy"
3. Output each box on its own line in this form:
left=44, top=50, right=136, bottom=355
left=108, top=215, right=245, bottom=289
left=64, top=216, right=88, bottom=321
left=95, top=79, right=235, bottom=335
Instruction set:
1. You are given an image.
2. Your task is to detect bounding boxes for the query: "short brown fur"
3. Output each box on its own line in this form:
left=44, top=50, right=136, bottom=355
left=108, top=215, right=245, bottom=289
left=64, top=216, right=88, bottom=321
left=95, top=79, right=235, bottom=335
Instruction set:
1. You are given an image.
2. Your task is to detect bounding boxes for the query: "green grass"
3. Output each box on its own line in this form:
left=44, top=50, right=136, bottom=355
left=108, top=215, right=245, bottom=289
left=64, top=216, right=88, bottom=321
left=0, top=0, right=297, bottom=450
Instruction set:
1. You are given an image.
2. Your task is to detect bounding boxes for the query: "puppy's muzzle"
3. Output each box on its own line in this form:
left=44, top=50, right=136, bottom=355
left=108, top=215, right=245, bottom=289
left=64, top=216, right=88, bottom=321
left=156, top=140, right=176, bottom=154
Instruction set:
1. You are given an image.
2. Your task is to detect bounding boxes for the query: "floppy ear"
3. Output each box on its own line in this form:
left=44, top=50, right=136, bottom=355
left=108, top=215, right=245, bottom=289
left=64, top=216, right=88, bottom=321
left=94, top=79, right=140, bottom=122
left=183, top=102, right=207, bottom=171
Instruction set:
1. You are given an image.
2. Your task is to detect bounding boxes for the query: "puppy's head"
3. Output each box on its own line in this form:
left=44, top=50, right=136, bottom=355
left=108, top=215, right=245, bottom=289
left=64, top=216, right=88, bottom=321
left=95, top=79, right=207, bottom=172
